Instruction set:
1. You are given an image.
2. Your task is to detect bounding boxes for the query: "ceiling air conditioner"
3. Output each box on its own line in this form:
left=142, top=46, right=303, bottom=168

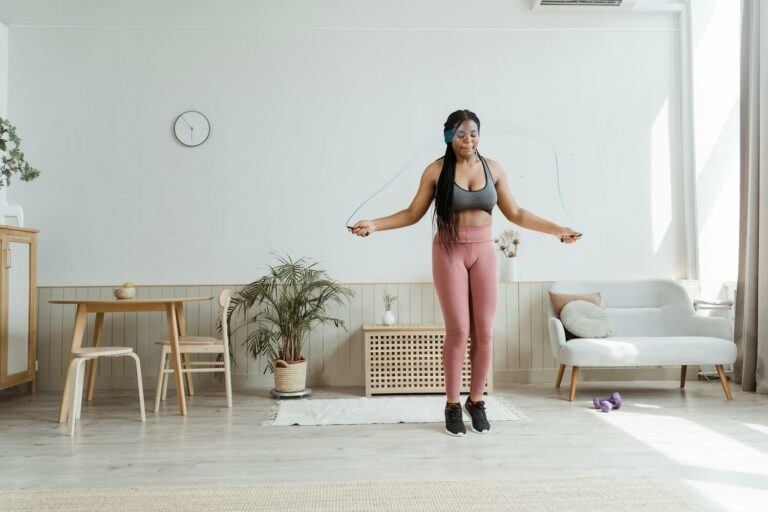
left=531, top=0, right=635, bottom=8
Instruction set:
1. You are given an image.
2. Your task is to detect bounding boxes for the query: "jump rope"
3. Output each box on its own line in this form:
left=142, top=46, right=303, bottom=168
left=345, top=124, right=583, bottom=242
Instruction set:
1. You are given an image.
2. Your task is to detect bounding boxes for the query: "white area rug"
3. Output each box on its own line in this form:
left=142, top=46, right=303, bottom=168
left=0, top=476, right=697, bottom=511
left=263, top=395, right=528, bottom=426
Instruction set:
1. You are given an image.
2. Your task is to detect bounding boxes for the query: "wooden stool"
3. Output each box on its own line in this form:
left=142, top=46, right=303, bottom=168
left=65, top=347, right=145, bottom=436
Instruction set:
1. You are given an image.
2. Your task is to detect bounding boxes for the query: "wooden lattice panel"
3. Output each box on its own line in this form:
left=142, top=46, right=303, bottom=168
left=363, top=325, right=493, bottom=397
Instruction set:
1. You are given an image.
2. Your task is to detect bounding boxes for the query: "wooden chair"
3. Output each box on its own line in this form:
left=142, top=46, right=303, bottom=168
left=154, top=289, right=232, bottom=412
left=65, top=347, right=145, bottom=436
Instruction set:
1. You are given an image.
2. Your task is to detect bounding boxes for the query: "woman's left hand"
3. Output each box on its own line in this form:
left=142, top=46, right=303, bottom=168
left=555, top=227, right=582, bottom=244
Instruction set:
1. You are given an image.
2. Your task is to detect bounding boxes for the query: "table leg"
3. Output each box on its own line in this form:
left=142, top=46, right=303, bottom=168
left=58, top=304, right=88, bottom=423
left=165, top=303, right=187, bottom=415
left=175, top=302, right=195, bottom=396
left=85, top=312, right=104, bottom=401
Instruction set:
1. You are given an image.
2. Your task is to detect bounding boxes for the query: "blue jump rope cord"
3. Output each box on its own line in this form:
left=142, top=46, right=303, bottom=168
left=493, top=123, right=582, bottom=234
left=344, top=136, right=442, bottom=228
left=527, top=128, right=583, bottom=234
left=345, top=126, right=582, bottom=234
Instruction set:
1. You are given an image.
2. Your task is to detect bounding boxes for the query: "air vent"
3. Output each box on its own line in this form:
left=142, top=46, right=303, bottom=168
left=544, top=0, right=622, bottom=4
left=531, top=0, right=634, bottom=7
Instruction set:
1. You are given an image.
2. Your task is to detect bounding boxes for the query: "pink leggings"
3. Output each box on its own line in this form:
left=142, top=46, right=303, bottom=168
left=432, top=224, right=498, bottom=398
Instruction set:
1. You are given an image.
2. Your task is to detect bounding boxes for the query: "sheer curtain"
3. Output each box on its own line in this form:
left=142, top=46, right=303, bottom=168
left=734, top=0, right=768, bottom=393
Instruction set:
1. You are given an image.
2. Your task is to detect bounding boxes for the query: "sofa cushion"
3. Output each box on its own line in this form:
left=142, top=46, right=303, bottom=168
left=548, top=290, right=603, bottom=316
left=548, top=291, right=603, bottom=340
left=558, top=336, right=737, bottom=367
left=560, top=300, right=613, bottom=339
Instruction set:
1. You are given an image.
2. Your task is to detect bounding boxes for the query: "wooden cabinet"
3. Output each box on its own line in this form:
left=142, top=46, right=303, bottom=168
left=0, top=225, right=38, bottom=393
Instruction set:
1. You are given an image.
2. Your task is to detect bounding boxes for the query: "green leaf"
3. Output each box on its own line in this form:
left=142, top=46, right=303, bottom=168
left=0, top=116, right=42, bottom=187
left=222, top=253, right=354, bottom=378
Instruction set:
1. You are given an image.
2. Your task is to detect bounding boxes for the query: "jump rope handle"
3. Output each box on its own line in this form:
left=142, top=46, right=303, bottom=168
left=560, top=232, right=583, bottom=243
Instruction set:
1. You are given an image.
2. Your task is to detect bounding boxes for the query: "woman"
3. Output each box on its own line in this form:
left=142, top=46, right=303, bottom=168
left=349, top=110, right=581, bottom=436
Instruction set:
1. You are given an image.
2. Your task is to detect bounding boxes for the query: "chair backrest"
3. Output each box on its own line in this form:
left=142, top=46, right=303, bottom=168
left=549, top=278, right=695, bottom=337
left=218, top=289, right=232, bottom=348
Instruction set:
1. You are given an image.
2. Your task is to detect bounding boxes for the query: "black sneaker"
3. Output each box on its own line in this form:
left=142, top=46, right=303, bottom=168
left=444, top=402, right=466, bottom=436
left=464, top=397, right=490, bottom=433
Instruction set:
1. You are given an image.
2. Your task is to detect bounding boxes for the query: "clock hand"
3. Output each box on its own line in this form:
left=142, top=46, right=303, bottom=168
left=190, top=126, right=194, bottom=143
left=181, top=116, right=193, bottom=129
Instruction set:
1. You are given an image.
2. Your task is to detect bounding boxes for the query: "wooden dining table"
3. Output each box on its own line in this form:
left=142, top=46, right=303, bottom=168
left=50, top=296, right=213, bottom=422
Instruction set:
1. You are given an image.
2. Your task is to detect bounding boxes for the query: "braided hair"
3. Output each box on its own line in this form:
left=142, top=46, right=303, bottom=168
left=431, top=109, right=482, bottom=260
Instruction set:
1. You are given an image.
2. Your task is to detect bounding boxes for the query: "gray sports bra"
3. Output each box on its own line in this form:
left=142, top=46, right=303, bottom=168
left=453, top=156, right=497, bottom=215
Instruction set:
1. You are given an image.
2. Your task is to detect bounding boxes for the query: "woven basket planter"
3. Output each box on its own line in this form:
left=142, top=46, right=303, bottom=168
left=273, top=358, right=307, bottom=392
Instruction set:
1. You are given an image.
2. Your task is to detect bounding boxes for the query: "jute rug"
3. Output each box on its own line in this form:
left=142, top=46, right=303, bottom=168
left=263, top=395, right=527, bottom=426
left=0, top=476, right=697, bottom=511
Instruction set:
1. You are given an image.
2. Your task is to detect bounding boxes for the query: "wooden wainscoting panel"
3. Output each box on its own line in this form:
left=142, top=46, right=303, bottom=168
left=32, top=282, right=576, bottom=390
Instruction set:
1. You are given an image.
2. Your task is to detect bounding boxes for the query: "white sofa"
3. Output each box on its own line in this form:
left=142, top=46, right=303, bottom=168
left=548, top=278, right=736, bottom=401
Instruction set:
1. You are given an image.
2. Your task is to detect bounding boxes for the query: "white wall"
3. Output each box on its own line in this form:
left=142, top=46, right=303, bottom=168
left=3, top=0, right=687, bottom=286
left=0, top=22, right=7, bottom=117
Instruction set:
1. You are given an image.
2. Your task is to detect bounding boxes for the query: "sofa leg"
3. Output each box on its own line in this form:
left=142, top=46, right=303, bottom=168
left=555, top=364, right=566, bottom=390
left=680, top=365, right=687, bottom=389
left=715, top=364, right=733, bottom=400
left=568, top=366, right=580, bottom=401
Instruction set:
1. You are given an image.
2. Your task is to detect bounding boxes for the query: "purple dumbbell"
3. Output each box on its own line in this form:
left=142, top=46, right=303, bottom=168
left=592, top=392, right=622, bottom=411
left=598, top=400, right=613, bottom=413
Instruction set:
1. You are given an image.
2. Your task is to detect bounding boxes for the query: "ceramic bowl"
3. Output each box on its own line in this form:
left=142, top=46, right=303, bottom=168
left=114, top=287, right=136, bottom=299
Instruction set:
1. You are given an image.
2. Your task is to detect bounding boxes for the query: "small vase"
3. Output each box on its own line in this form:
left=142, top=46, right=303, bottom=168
left=0, top=187, right=24, bottom=227
left=506, top=257, right=519, bottom=282
left=382, top=310, right=396, bottom=326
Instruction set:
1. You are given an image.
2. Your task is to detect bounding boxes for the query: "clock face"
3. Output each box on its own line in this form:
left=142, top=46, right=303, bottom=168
left=174, top=111, right=210, bottom=147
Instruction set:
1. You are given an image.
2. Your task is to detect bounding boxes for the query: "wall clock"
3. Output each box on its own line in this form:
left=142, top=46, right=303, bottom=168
left=173, top=110, right=210, bottom=147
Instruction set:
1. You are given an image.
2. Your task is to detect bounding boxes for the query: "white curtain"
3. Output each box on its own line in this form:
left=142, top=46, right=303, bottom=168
left=734, top=0, right=768, bottom=393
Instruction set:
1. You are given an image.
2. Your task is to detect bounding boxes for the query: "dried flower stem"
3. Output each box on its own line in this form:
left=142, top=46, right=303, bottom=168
left=383, top=288, right=398, bottom=311
left=494, top=229, right=521, bottom=258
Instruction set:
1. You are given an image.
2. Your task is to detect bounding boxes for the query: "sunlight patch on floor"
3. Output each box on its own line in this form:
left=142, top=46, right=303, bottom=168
left=596, top=411, right=768, bottom=477
left=742, top=423, right=768, bottom=436
left=684, top=479, right=768, bottom=512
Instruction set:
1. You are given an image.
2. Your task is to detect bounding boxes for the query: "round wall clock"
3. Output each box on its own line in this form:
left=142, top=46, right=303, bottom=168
left=174, top=111, right=210, bottom=147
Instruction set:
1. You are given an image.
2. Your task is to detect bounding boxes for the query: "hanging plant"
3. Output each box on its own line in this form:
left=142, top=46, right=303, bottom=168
left=0, top=116, right=41, bottom=188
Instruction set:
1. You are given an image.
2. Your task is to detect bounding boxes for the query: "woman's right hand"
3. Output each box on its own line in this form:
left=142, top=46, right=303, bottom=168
left=348, top=220, right=377, bottom=237
left=554, top=226, right=582, bottom=244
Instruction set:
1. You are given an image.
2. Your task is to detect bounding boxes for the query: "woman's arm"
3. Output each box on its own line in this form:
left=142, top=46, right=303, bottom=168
left=491, top=159, right=581, bottom=243
left=349, top=161, right=439, bottom=236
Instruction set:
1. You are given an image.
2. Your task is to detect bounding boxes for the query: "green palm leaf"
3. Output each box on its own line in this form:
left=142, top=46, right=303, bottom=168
left=218, top=252, right=354, bottom=376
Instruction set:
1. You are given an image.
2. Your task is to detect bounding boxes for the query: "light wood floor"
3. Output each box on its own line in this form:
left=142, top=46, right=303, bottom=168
left=1, top=380, right=767, bottom=512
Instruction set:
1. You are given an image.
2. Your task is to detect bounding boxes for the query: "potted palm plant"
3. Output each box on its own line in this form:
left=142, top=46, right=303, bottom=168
left=226, top=253, right=354, bottom=395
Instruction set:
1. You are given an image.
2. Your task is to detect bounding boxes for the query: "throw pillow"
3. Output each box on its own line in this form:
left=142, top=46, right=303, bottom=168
left=560, top=300, right=613, bottom=339
left=548, top=291, right=603, bottom=317
left=548, top=291, right=603, bottom=340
